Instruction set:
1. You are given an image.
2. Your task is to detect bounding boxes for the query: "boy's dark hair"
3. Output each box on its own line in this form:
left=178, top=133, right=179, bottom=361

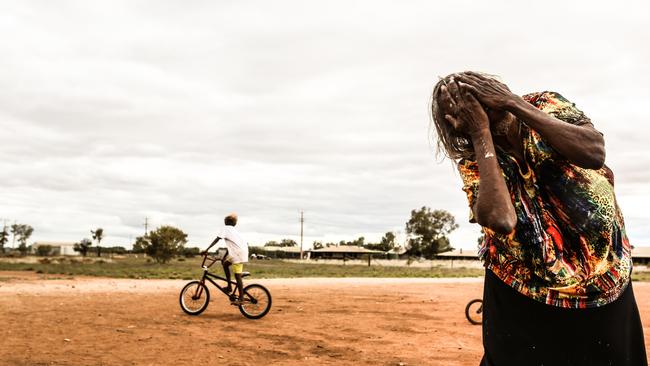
left=224, top=213, right=238, bottom=226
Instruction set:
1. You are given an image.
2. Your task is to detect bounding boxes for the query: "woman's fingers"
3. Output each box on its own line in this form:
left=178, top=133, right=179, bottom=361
left=447, top=80, right=463, bottom=102
left=439, top=85, right=457, bottom=112
left=458, top=81, right=480, bottom=96
left=444, top=114, right=462, bottom=131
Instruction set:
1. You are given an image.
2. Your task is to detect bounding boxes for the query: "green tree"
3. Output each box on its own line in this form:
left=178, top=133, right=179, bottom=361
left=10, top=224, right=19, bottom=249
left=142, top=226, right=187, bottom=263
left=264, top=240, right=280, bottom=247
left=340, top=237, right=364, bottom=246
left=0, top=224, right=8, bottom=253
left=36, top=245, right=53, bottom=256
left=91, top=228, right=104, bottom=257
left=279, top=239, right=297, bottom=247
left=132, top=236, right=148, bottom=254
left=366, top=232, right=396, bottom=252
left=405, top=207, right=458, bottom=259
left=182, top=247, right=200, bottom=258
left=312, top=241, right=324, bottom=250
left=15, top=224, right=33, bottom=256
left=73, top=238, right=93, bottom=257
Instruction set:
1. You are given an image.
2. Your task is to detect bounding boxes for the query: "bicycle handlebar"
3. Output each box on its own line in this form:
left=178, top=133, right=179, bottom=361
left=200, top=251, right=220, bottom=269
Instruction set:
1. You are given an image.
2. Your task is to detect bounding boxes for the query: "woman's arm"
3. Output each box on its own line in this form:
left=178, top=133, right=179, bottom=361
left=506, top=97, right=605, bottom=169
left=456, top=72, right=605, bottom=169
left=469, top=129, right=517, bottom=234
left=442, top=82, right=516, bottom=234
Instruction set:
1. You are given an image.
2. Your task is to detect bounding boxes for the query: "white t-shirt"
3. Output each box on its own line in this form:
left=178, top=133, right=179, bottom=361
left=219, top=225, right=248, bottom=264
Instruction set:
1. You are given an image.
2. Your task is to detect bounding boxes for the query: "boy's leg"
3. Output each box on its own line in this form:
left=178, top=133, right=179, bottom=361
left=231, top=263, right=244, bottom=303
left=235, top=273, right=244, bottom=301
left=222, top=260, right=233, bottom=293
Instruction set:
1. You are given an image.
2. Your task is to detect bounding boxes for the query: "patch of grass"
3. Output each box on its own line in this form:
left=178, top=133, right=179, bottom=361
left=0, top=257, right=485, bottom=279
left=632, top=271, right=650, bottom=282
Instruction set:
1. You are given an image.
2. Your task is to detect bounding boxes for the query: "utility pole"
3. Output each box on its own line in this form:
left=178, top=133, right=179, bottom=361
left=144, top=217, right=149, bottom=236
left=300, top=211, right=304, bottom=260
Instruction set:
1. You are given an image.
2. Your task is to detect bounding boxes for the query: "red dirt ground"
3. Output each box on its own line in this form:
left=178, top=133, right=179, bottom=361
left=1, top=272, right=648, bottom=366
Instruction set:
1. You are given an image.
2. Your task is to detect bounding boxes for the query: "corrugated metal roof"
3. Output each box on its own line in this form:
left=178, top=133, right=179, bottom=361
left=32, top=241, right=77, bottom=248
left=310, top=246, right=384, bottom=254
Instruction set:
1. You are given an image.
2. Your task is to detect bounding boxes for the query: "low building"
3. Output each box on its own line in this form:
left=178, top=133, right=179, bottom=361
left=632, top=246, right=650, bottom=265
left=31, top=241, right=78, bottom=256
left=310, top=246, right=385, bottom=260
left=436, top=249, right=479, bottom=260
left=436, top=247, right=650, bottom=266
left=256, top=246, right=304, bottom=259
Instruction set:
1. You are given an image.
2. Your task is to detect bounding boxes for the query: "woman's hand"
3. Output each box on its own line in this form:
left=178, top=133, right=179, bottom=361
left=440, top=80, right=490, bottom=137
left=455, top=72, right=518, bottom=111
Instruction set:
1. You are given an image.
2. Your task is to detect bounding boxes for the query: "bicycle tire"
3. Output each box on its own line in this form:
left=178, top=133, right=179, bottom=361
left=465, top=298, right=483, bottom=325
left=238, top=284, right=272, bottom=319
left=179, top=281, right=210, bottom=316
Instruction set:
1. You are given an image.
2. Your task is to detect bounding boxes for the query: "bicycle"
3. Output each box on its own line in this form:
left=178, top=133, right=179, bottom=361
left=465, top=298, right=483, bottom=325
left=179, top=251, right=272, bottom=319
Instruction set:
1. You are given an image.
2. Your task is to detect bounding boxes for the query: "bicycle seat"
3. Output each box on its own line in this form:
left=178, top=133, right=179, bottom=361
left=241, top=271, right=250, bottom=278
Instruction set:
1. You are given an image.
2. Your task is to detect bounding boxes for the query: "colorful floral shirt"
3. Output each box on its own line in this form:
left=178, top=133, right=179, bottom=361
left=458, top=91, right=632, bottom=308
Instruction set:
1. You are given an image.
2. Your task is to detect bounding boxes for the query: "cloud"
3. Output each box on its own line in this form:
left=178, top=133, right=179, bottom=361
left=1, top=0, right=649, bottom=250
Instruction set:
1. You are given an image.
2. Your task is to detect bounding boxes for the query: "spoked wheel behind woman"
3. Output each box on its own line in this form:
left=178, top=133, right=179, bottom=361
left=430, top=71, right=647, bottom=366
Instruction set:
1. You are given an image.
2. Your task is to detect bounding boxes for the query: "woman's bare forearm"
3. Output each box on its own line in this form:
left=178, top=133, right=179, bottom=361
left=507, top=98, right=605, bottom=169
left=471, top=129, right=517, bottom=234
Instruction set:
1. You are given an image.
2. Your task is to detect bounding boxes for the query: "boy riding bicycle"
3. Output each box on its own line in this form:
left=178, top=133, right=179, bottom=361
left=201, top=213, right=248, bottom=305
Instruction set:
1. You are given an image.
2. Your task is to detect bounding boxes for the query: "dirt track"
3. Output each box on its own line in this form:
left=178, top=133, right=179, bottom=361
left=1, top=272, right=649, bottom=366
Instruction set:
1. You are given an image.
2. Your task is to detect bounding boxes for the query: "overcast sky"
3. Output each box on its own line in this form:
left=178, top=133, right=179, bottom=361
left=1, top=1, right=649, bottom=250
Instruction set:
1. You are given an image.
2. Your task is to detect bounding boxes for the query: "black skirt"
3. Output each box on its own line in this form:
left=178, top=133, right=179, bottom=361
left=480, top=269, right=647, bottom=366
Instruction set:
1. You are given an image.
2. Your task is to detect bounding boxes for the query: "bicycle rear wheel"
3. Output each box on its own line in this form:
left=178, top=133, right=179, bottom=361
left=239, top=284, right=272, bottom=319
left=465, top=299, right=483, bottom=325
left=179, top=281, right=210, bottom=316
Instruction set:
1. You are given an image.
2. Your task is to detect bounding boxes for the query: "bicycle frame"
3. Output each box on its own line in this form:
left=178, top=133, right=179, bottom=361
left=193, top=253, right=238, bottom=299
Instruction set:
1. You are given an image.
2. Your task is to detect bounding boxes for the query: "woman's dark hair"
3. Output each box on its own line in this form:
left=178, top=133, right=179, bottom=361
left=429, top=73, right=475, bottom=162
left=224, top=214, right=237, bottom=226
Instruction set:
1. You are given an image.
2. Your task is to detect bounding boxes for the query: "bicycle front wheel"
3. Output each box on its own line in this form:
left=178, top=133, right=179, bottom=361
left=239, top=284, right=272, bottom=319
left=465, top=299, right=483, bottom=325
left=179, top=281, right=210, bottom=316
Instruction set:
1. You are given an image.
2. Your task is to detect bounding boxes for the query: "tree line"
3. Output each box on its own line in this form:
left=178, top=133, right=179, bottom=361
left=260, top=206, right=458, bottom=259
left=2, top=206, right=459, bottom=262
left=0, top=223, right=34, bottom=255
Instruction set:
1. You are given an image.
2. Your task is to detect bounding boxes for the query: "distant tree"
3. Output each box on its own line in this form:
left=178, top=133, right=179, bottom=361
left=182, top=247, right=201, bottom=258
left=91, top=228, right=104, bottom=257
left=74, top=238, right=93, bottom=257
left=132, top=236, right=148, bottom=254
left=142, top=226, right=187, bottom=264
left=0, top=224, right=8, bottom=253
left=10, top=224, right=19, bottom=249
left=265, top=239, right=297, bottom=247
left=104, top=246, right=127, bottom=255
left=280, top=239, right=297, bottom=247
left=365, top=232, right=396, bottom=252
left=36, top=245, right=53, bottom=256
left=15, top=224, right=33, bottom=256
left=249, top=246, right=267, bottom=256
left=340, top=237, right=364, bottom=247
left=312, top=241, right=324, bottom=250
left=405, top=207, right=458, bottom=259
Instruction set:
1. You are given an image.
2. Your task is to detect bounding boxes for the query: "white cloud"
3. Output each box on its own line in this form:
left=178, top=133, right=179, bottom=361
left=1, top=0, right=649, bottom=250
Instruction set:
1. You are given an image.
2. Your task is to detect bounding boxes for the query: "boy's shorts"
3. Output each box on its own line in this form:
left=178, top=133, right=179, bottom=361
left=224, top=254, right=244, bottom=274
left=231, top=263, right=244, bottom=274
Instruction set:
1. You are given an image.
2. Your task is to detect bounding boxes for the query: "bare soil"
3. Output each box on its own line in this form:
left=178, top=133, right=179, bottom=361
left=1, top=271, right=648, bottom=366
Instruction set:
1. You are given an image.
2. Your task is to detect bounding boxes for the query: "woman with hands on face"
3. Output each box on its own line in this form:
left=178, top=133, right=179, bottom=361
left=431, top=72, right=646, bottom=366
